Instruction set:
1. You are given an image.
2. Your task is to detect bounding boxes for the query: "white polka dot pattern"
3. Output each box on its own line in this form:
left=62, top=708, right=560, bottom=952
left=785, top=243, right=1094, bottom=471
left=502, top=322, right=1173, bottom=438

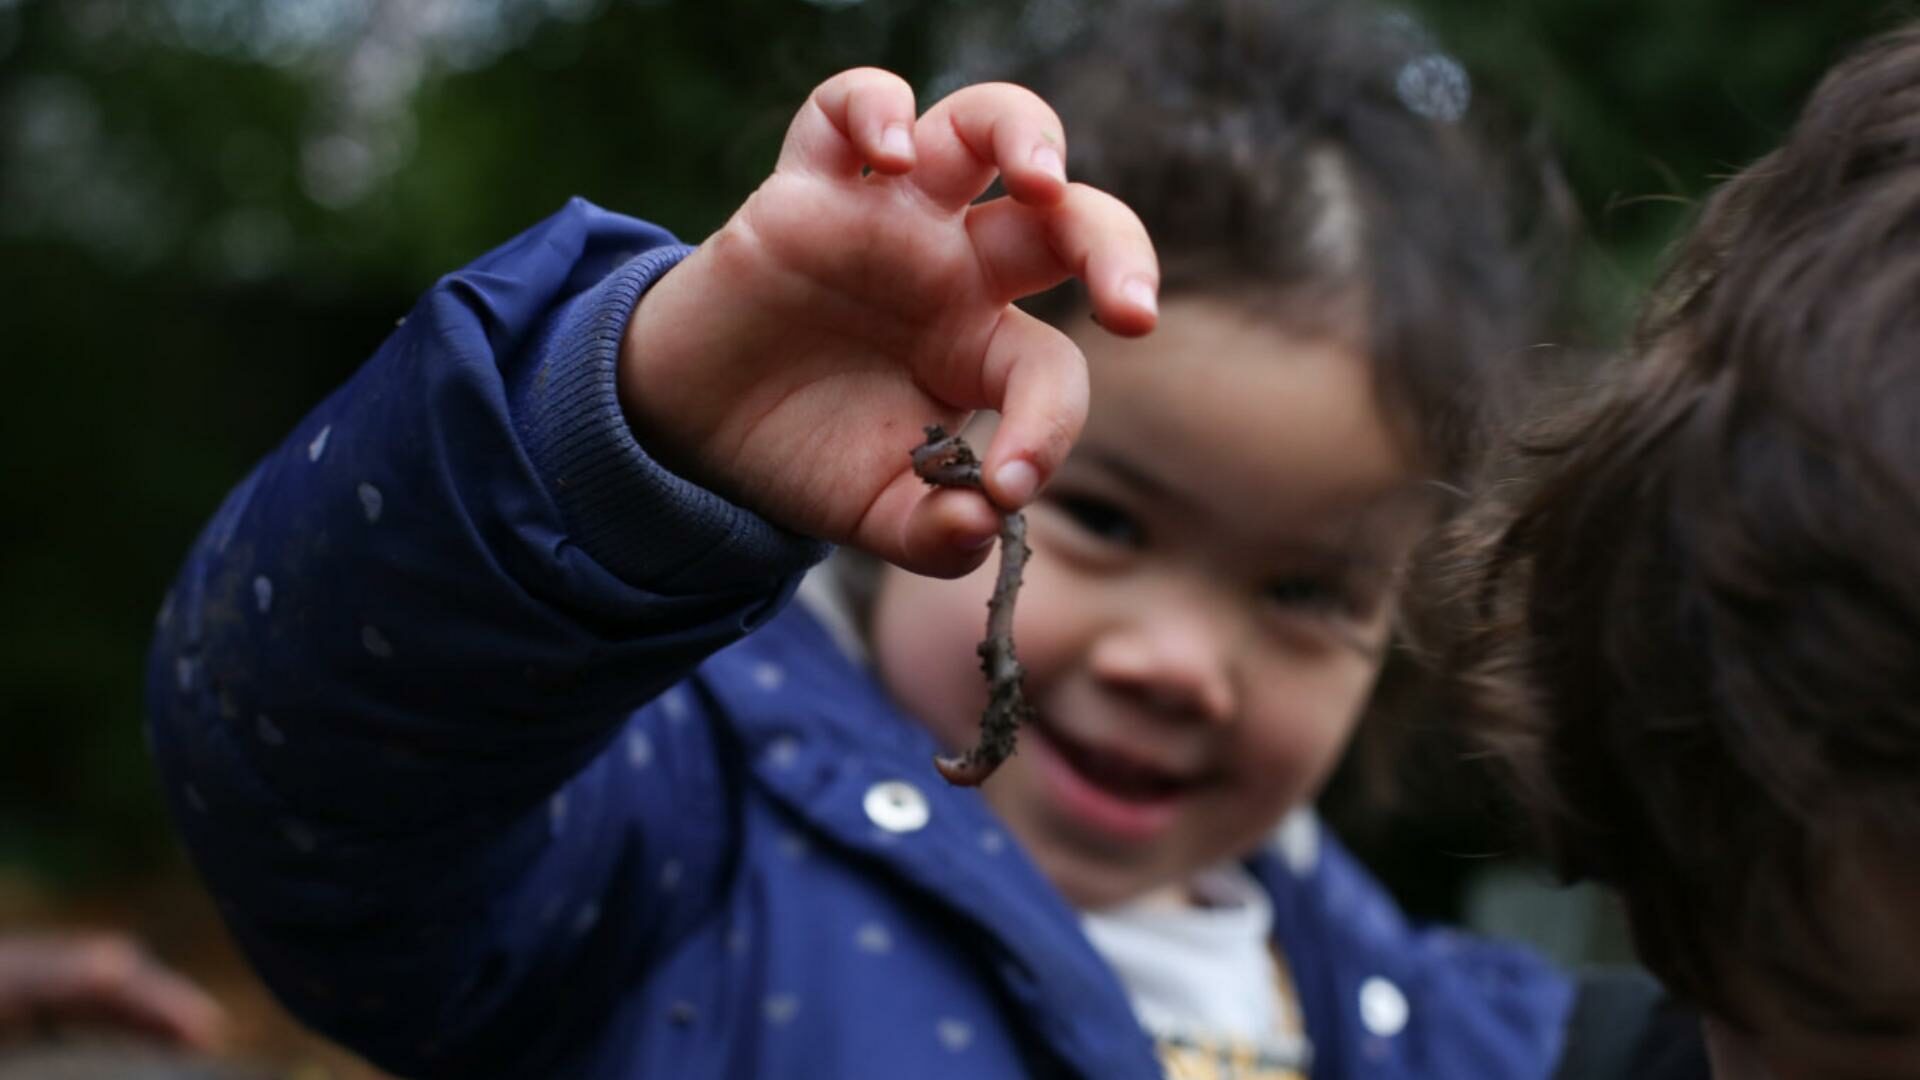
left=661, top=689, right=688, bottom=722
left=936, top=1018, right=973, bottom=1052
left=357, top=482, right=384, bottom=523
left=854, top=922, right=892, bottom=954
left=626, top=731, right=653, bottom=769
left=571, top=902, right=600, bottom=938
left=763, top=737, right=799, bottom=770
left=763, top=994, right=800, bottom=1026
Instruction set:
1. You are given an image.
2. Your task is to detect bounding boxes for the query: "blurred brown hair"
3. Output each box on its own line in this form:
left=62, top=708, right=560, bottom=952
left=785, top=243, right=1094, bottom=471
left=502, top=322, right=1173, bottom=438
left=1427, top=21, right=1920, bottom=1016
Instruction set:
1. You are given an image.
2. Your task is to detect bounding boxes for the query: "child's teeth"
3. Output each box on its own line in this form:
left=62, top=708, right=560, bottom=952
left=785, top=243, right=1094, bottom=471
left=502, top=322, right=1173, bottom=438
left=1079, top=744, right=1174, bottom=797
left=1038, top=716, right=1185, bottom=799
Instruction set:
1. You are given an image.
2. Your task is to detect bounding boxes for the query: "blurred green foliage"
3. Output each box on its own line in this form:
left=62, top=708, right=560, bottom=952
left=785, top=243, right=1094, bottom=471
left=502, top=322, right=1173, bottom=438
left=0, top=0, right=1907, bottom=890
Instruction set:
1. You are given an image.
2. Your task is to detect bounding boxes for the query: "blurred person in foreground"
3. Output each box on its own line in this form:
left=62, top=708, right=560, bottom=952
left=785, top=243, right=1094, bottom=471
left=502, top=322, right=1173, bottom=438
left=1439, top=20, right=1920, bottom=1080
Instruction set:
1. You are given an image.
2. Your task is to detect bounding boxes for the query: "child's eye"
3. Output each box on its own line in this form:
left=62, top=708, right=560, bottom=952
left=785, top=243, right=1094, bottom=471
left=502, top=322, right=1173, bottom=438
left=1051, top=494, right=1145, bottom=548
left=1262, top=576, right=1364, bottom=619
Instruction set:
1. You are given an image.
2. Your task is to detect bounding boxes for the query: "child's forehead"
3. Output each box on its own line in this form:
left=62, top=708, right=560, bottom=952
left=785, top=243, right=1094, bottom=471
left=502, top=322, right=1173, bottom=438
left=1078, top=295, right=1370, bottom=413
left=1067, top=440, right=1430, bottom=558
left=1063, top=308, right=1434, bottom=569
left=1074, top=298, right=1415, bottom=500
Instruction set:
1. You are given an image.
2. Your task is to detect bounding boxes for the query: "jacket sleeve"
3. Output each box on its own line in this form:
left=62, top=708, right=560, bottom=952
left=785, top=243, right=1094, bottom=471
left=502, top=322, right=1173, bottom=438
left=144, top=199, right=828, bottom=1075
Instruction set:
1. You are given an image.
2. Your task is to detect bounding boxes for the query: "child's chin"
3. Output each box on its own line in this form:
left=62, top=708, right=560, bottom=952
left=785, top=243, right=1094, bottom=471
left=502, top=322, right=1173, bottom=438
left=1035, top=846, right=1171, bottom=911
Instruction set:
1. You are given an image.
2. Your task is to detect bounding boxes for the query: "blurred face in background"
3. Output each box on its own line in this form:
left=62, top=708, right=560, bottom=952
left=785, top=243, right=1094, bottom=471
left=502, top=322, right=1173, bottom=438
left=871, top=295, right=1429, bottom=909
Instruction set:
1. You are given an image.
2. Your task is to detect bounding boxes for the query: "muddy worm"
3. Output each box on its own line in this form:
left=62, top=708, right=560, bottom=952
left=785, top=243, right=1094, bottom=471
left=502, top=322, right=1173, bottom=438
left=908, top=425, right=1033, bottom=787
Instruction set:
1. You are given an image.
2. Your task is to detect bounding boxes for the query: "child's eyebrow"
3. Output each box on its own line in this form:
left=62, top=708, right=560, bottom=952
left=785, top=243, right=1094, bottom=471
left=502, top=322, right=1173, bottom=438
left=1076, top=448, right=1410, bottom=572
left=1077, top=448, right=1196, bottom=514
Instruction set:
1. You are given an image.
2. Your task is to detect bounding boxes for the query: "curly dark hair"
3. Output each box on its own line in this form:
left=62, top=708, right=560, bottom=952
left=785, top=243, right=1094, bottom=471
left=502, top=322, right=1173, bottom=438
left=1431, top=22, right=1920, bottom=1018
left=984, top=0, right=1571, bottom=487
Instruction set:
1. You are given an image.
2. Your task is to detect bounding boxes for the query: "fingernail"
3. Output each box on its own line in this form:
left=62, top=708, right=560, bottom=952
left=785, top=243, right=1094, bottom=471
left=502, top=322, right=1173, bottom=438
left=994, top=459, right=1039, bottom=506
left=1031, top=143, right=1066, bottom=183
left=958, top=528, right=998, bottom=552
left=1123, top=276, right=1158, bottom=317
left=881, top=124, right=914, bottom=161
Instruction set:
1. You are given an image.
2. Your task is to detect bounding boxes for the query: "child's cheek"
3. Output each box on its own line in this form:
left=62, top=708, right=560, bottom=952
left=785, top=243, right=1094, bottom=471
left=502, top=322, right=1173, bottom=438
left=1242, top=653, right=1381, bottom=789
left=870, top=566, right=996, bottom=751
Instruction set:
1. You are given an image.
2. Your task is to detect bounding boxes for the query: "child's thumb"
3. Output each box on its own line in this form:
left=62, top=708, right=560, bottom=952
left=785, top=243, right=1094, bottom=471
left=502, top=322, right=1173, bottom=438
left=978, top=309, right=1089, bottom=511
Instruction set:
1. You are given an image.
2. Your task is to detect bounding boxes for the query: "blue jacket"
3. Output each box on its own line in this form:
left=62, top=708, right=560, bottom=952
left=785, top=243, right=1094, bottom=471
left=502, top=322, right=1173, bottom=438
left=147, top=199, right=1574, bottom=1079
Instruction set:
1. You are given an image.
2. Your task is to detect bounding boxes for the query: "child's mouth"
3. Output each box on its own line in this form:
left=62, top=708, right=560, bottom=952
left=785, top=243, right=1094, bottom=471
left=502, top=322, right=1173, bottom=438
left=1027, top=713, right=1199, bottom=844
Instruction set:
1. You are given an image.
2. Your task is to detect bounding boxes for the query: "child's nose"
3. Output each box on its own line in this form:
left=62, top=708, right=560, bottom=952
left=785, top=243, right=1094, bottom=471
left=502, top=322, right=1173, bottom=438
left=1087, top=596, right=1238, bottom=723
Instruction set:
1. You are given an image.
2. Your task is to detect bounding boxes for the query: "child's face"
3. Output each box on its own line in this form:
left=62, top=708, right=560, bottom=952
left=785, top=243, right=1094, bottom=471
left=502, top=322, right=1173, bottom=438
left=871, top=296, right=1427, bottom=908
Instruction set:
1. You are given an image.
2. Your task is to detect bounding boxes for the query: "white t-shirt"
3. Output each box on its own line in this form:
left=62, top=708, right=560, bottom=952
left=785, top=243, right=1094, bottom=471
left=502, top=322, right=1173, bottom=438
left=1084, top=863, right=1313, bottom=1079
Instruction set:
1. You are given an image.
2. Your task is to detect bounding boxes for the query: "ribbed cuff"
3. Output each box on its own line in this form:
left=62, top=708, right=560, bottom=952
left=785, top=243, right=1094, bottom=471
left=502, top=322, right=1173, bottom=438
left=515, top=245, right=830, bottom=593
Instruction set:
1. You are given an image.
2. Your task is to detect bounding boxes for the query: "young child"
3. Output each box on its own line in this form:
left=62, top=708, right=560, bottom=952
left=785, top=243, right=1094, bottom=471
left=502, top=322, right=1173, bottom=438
left=147, top=2, right=1573, bottom=1076
left=1439, top=21, right=1920, bottom=1080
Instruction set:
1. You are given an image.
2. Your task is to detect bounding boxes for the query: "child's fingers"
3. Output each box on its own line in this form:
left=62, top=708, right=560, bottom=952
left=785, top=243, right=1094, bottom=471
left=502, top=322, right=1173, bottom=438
left=976, top=307, right=1090, bottom=510
left=903, top=484, right=1004, bottom=578
left=966, top=183, right=1160, bottom=334
left=857, top=470, right=1001, bottom=578
left=776, top=67, right=919, bottom=180
left=1055, top=182, right=1160, bottom=335
left=910, top=82, right=1069, bottom=211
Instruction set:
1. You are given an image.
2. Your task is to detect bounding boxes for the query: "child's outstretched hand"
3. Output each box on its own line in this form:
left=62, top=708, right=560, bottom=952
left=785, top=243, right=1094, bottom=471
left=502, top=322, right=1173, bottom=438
left=620, top=67, right=1158, bottom=578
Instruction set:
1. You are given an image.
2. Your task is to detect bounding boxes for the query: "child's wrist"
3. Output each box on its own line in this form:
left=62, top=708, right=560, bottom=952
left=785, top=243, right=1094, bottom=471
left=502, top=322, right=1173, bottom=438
left=516, top=242, right=823, bottom=590
left=616, top=249, right=732, bottom=486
